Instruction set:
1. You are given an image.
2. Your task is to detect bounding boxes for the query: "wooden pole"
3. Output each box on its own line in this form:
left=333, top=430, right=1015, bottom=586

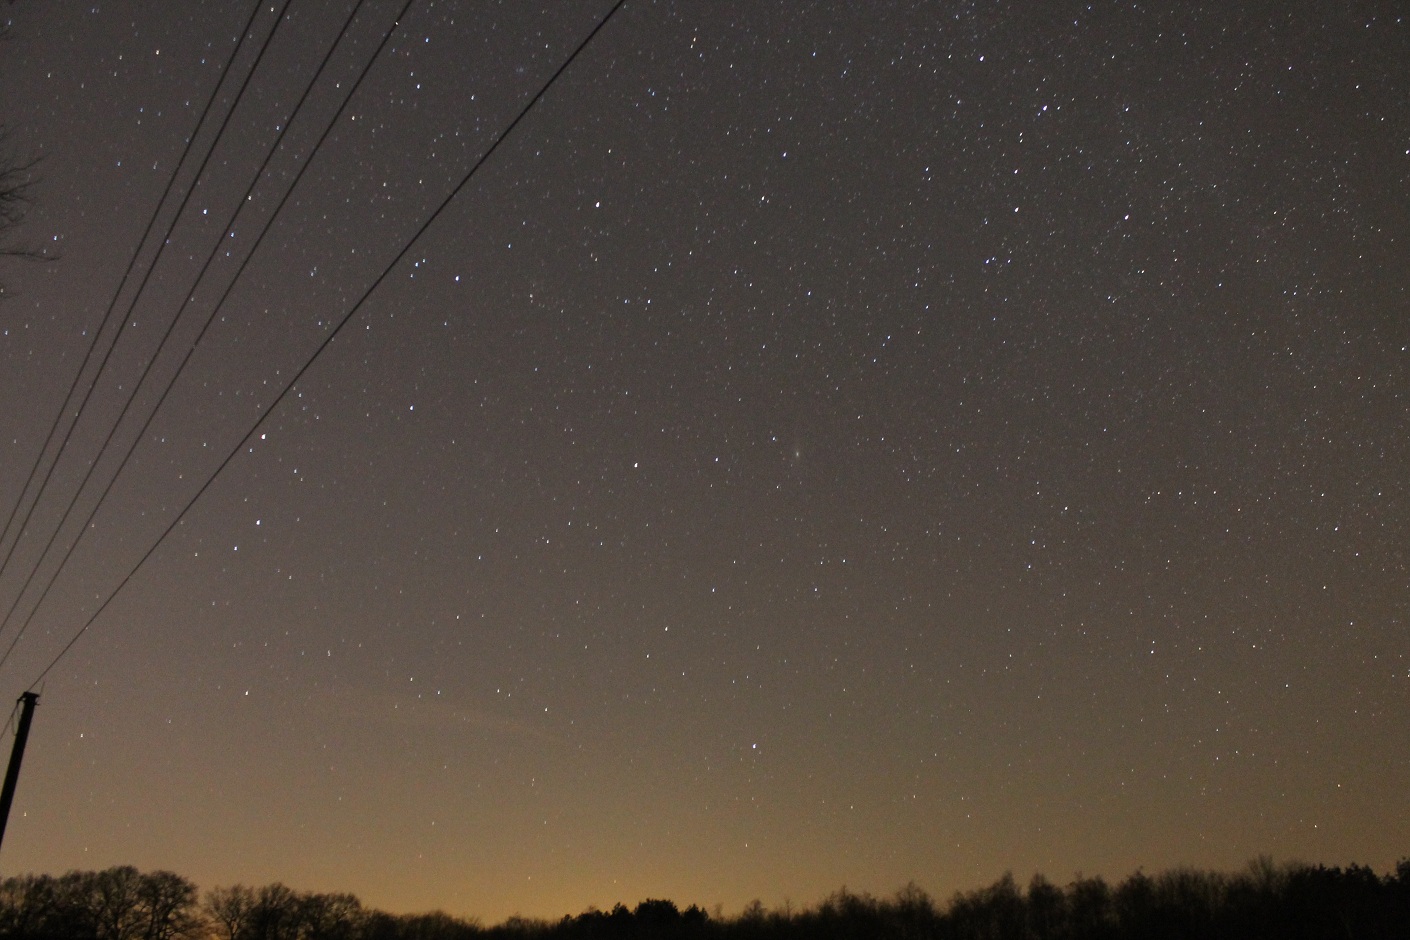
left=0, top=692, right=39, bottom=855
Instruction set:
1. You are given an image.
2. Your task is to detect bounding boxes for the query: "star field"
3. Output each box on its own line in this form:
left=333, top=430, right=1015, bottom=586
left=0, top=0, right=1406, bottom=925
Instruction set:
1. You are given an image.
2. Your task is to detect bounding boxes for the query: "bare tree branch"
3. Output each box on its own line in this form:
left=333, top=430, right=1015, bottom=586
left=0, top=127, right=47, bottom=300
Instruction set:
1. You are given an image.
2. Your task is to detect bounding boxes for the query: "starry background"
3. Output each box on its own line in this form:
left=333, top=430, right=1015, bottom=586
left=0, top=0, right=1407, bottom=925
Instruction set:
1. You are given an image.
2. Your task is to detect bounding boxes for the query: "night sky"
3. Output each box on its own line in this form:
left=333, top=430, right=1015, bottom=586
left=0, top=0, right=1407, bottom=925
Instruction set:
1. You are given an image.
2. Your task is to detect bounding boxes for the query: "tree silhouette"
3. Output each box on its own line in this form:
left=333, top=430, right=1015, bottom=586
left=205, top=886, right=258, bottom=940
left=4, top=858, right=1410, bottom=940
left=91, top=865, right=145, bottom=940
left=1067, top=874, right=1117, bottom=940
left=0, top=867, right=203, bottom=940
left=138, top=872, right=203, bottom=940
left=0, top=128, right=39, bottom=299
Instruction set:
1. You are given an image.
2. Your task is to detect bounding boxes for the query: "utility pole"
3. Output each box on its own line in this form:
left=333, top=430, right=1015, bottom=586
left=0, top=691, right=39, bottom=855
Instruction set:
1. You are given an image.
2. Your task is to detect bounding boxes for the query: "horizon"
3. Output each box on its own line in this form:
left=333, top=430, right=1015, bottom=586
left=3, top=854, right=1406, bottom=926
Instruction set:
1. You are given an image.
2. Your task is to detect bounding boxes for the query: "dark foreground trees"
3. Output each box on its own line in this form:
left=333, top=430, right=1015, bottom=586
left=1, top=858, right=1407, bottom=940
left=0, top=867, right=201, bottom=940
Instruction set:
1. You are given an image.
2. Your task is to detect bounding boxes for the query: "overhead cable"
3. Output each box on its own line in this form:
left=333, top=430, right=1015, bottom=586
left=24, top=0, right=630, bottom=690
left=0, top=0, right=266, bottom=580
left=0, top=0, right=293, bottom=610
left=0, top=0, right=375, bottom=665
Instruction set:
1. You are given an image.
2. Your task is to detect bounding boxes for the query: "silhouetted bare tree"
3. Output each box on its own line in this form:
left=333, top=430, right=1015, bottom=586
left=91, top=866, right=145, bottom=940
left=0, top=867, right=203, bottom=940
left=0, top=125, right=41, bottom=301
left=205, top=886, right=258, bottom=940
left=138, top=871, right=204, bottom=940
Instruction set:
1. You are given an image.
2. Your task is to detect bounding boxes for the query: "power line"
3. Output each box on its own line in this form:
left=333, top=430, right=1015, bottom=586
left=0, top=0, right=265, bottom=581
left=25, top=0, right=631, bottom=691
left=0, top=0, right=291, bottom=612
left=0, top=0, right=376, bottom=668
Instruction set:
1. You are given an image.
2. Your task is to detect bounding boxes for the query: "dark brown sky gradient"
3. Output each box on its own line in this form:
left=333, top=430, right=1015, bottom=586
left=0, top=0, right=1406, bottom=924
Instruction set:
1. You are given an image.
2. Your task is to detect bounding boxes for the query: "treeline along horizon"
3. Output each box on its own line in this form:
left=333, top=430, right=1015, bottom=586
left=1, top=856, right=1408, bottom=939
